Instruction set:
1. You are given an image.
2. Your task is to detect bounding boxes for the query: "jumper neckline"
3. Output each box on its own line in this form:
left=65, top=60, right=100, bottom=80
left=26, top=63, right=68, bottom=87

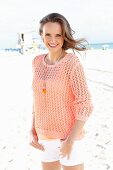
left=42, top=53, right=71, bottom=67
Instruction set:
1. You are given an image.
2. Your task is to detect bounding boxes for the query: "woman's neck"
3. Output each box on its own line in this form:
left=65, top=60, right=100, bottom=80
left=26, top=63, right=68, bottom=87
left=46, top=49, right=65, bottom=65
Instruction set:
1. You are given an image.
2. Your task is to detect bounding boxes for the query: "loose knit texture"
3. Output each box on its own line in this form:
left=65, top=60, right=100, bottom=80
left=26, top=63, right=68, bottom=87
left=32, top=53, right=93, bottom=139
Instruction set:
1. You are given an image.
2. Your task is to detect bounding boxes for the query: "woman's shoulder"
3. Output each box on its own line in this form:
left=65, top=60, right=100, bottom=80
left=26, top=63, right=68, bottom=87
left=66, top=53, right=80, bottom=65
left=33, top=54, right=45, bottom=62
left=32, top=53, right=46, bottom=65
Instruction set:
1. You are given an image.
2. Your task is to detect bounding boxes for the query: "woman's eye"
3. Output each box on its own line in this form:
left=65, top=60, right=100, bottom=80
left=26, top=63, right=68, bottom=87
left=45, top=34, right=50, bottom=36
left=56, top=34, right=62, bottom=37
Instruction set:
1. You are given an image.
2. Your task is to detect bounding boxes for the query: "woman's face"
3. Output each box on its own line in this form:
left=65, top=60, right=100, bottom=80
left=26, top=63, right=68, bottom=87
left=41, top=22, right=64, bottom=53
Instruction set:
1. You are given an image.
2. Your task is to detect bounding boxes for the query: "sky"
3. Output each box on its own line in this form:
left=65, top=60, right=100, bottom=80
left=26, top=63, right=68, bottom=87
left=0, top=0, right=113, bottom=48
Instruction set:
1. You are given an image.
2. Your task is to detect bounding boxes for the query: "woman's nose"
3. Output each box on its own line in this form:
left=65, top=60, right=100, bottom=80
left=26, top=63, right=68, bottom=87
left=50, top=36, right=56, bottom=43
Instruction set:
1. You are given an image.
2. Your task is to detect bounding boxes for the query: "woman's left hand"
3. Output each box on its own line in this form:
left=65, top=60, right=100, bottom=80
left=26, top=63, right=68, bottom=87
left=59, top=139, right=74, bottom=160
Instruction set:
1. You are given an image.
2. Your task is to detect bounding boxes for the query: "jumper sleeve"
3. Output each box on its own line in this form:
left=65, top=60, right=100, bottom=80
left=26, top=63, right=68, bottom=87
left=70, top=59, right=93, bottom=121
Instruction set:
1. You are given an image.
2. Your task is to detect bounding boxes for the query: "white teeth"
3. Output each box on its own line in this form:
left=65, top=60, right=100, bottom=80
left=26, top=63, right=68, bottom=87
left=49, top=44, right=56, bottom=47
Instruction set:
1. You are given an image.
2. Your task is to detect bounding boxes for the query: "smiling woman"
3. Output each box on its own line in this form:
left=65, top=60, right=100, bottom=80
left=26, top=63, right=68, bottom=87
left=30, top=12, right=93, bottom=170
left=39, top=13, right=87, bottom=52
left=0, top=0, right=113, bottom=49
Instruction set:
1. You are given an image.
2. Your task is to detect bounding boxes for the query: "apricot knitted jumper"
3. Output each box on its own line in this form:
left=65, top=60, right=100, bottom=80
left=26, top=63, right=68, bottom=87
left=32, top=53, right=93, bottom=139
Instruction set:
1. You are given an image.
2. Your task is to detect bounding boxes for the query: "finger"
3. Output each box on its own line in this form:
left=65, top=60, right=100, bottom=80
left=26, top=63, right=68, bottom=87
left=39, top=144, right=45, bottom=151
left=67, top=153, right=70, bottom=160
left=60, top=154, right=65, bottom=158
left=30, top=141, right=45, bottom=151
left=37, top=143, right=45, bottom=151
left=59, top=152, right=66, bottom=158
left=30, top=141, right=38, bottom=149
left=33, top=142, right=44, bottom=151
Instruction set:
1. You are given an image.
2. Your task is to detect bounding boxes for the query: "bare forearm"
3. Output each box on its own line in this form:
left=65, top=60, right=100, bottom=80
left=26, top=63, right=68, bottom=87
left=67, top=120, right=85, bottom=143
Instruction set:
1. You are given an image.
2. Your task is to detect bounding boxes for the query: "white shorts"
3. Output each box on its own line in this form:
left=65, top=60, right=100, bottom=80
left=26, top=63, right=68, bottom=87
left=38, top=139, right=84, bottom=166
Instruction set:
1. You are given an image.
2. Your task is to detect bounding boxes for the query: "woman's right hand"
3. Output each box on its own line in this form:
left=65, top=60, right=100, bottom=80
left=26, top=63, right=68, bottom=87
left=29, top=129, right=45, bottom=151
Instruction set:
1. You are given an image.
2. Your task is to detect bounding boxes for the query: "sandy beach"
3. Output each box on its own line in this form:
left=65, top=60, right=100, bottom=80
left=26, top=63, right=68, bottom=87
left=0, top=49, right=113, bottom=170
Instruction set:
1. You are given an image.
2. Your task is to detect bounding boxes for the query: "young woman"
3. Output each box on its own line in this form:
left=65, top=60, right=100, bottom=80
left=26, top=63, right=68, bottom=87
left=30, top=13, right=93, bottom=170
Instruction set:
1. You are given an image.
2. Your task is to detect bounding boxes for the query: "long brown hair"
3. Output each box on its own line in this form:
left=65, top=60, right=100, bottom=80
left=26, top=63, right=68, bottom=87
left=39, top=13, right=87, bottom=52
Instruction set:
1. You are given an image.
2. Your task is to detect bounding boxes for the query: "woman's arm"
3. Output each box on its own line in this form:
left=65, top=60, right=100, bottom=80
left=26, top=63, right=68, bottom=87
left=66, top=120, right=85, bottom=143
left=29, top=106, right=44, bottom=151
left=60, top=57, right=93, bottom=159
left=60, top=120, right=85, bottom=159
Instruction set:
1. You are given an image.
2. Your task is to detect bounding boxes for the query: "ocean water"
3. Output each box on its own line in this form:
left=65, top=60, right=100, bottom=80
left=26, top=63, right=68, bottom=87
left=88, top=43, right=113, bottom=49
left=1, top=42, right=113, bottom=52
